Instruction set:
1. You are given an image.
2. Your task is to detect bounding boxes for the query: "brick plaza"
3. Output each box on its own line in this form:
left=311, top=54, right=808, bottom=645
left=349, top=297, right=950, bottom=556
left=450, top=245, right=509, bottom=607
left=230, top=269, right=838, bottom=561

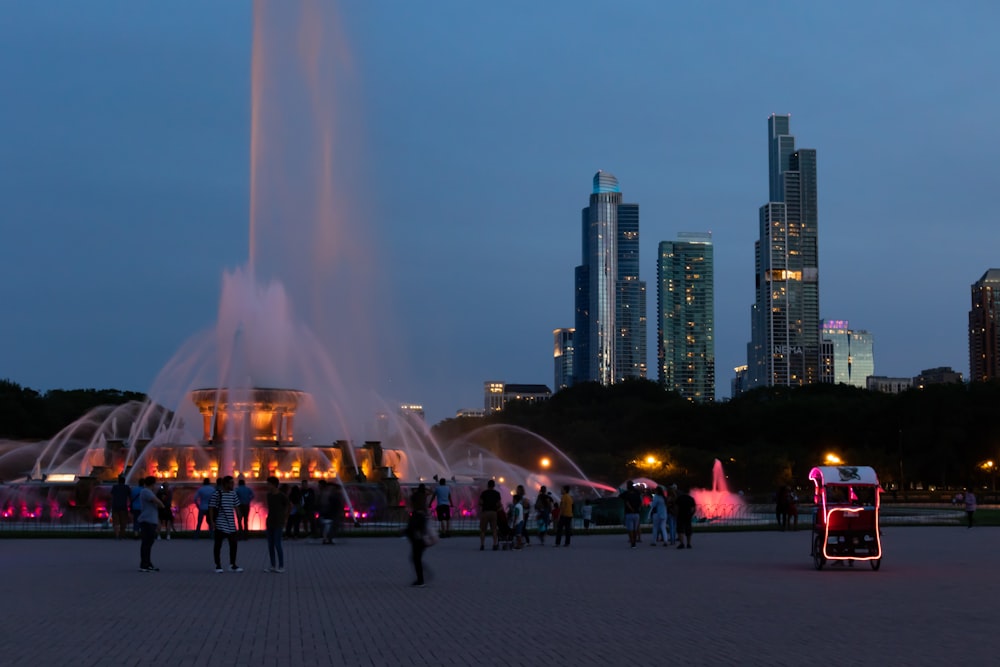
left=2, top=526, right=996, bottom=666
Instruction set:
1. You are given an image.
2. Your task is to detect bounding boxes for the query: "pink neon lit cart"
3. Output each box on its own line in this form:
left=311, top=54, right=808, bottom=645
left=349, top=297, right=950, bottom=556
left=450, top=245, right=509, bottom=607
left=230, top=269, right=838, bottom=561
left=808, top=465, right=882, bottom=571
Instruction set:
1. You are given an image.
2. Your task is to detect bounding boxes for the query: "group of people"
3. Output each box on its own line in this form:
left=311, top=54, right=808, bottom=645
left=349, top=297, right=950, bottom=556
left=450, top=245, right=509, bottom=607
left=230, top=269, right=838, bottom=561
left=621, top=480, right=696, bottom=549
left=133, top=474, right=347, bottom=574
left=109, top=474, right=177, bottom=541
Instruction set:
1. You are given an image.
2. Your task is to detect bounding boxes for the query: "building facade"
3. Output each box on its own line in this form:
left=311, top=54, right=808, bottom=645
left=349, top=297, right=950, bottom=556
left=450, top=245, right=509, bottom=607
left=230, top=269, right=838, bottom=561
left=657, top=232, right=715, bottom=402
left=553, top=328, right=575, bottom=392
left=574, top=171, right=646, bottom=385
left=820, top=320, right=875, bottom=388
left=747, top=115, right=821, bottom=389
left=484, top=381, right=552, bottom=413
left=969, top=269, right=1000, bottom=382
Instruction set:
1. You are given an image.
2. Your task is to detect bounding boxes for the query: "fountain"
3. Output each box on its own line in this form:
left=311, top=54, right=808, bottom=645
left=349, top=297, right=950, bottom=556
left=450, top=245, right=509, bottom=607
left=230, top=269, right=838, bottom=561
left=690, top=458, right=747, bottom=521
left=0, top=1, right=613, bottom=530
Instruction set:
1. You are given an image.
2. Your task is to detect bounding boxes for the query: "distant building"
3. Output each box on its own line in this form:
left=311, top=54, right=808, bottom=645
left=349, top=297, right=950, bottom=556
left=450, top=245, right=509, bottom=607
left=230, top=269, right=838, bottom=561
left=399, top=404, right=425, bottom=421
left=553, top=328, right=575, bottom=391
left=573, top=171, right=647, bottom=386
left=731, top=364, right=749, bottom=398
left=820, top=320, right=874, bottom=389
left=484, top=381, right=552, bottom=413
left=913, top=367, right=963, bottom=388
left=455, top=408, right=486, bottom=418
left=657, top=232, right=715, bottom=402
left=969, top=269, right=1000, bottom=382
left=747, top=114, right=821, bottom=389
left=867, top=376, right=913, bottom=394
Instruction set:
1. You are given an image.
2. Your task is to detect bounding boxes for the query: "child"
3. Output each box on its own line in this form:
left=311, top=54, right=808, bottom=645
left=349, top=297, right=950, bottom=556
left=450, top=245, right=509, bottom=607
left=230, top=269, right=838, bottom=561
left=582, top=499, right=593, bottom=531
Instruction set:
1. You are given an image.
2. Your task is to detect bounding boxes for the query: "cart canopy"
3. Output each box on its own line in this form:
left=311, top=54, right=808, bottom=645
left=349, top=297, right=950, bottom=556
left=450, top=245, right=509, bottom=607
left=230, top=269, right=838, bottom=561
left=808, top=466, right=879, bottom=487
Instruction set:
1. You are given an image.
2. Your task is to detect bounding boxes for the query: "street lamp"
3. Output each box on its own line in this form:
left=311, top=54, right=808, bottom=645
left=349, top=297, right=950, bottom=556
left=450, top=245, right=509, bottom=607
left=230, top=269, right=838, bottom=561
left=824, top=453, right=842, bottom=465
left=540, top=457, right=550, bottom=469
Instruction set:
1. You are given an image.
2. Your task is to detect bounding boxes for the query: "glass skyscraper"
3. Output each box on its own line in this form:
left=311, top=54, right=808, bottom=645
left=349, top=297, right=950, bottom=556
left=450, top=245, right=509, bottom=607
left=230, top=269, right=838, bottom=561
left=552, top=328, right=575, bottom=391
left=747, top=115, right=821, bottom=388
left=574, top=171, right=646, bottom=385
left=657, top=233, right=715, bottom=402
left=821, top=320, right=874, bottom=388
left=969, top=269, right=1000, bottom=382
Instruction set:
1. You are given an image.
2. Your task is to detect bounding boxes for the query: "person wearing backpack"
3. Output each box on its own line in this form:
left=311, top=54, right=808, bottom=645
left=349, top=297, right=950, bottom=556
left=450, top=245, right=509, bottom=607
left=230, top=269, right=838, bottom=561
left=535, top=486, right=556, bottom=545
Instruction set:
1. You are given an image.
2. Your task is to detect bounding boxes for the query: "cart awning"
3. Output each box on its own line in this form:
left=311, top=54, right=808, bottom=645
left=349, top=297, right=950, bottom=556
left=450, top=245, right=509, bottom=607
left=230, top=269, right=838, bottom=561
left=809, top=466, right=879, bottom=487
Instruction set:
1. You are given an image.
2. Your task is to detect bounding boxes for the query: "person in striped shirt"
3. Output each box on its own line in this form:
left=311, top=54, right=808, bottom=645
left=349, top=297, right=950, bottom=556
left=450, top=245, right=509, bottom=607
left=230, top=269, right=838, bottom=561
left=209, top=475, right=243, bottom=573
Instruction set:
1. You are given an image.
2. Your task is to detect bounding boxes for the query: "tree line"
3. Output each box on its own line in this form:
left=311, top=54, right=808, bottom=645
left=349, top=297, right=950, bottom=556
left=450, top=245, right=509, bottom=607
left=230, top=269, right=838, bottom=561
left=432, top=379, right=1000, bottom=500
left=0, top=379, right=145, bottom=440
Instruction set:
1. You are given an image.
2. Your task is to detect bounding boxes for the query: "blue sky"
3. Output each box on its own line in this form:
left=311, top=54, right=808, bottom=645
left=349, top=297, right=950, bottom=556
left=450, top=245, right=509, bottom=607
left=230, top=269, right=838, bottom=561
left=2, top=1, right=999, bottom=426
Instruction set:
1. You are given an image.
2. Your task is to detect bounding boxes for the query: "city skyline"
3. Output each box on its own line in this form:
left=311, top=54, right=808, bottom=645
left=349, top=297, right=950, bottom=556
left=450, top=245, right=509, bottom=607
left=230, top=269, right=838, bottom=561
left=2, top=2, right=999, bottom=425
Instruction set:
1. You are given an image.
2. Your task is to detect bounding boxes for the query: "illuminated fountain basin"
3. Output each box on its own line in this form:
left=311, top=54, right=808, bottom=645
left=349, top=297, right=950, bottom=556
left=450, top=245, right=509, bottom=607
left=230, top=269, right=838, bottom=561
left=690, top=458, right=748, bottom=522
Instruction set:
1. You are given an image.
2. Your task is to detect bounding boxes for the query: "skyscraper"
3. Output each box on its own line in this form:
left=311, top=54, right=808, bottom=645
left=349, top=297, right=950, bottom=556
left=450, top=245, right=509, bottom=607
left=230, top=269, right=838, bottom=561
left=747, top=115, right=821, bottom=388
left=574, top=171, right=646, bottom=385
left=969, top=269, right=1000, bottom=382
left=820, top=320, right=874, bottom=388
left=657, top=233, right=715, bottom=402
left=553, top=328, right=575, bottom=392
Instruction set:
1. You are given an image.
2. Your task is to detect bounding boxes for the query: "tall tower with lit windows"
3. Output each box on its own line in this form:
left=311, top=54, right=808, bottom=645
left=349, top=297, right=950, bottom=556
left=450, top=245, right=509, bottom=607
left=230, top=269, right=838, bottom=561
left=574, top=171, right=646, bottom=385
left=747, top=115, right=821, bottom=388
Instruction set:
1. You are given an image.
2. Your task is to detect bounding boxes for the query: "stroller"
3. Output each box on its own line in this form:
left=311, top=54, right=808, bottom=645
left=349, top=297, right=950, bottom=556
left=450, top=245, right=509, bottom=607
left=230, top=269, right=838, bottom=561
left=497, top=503, right=515, bottom=551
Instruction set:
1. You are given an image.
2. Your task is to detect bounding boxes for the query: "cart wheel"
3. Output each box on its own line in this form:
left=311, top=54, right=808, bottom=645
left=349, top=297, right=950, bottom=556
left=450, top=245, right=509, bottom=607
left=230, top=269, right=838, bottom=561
left=812, top=535, right=825, bottom=570
left=870, top=558, right=881, bottom=571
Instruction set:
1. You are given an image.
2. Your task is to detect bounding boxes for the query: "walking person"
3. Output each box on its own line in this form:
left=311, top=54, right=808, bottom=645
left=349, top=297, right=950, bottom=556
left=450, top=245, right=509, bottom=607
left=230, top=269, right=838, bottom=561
left=193, top=478, right=215, bottom=538
left=235, top=477, right=254, bottom=538
left=405, top=484, right=432, bottom=587
left=676, top=485, right=697, bottom=549
left=110, top=474, right=130, bottom=540
left=264, top=476, right=289, bottom=572
left=317, top=479, right=340, bottom=545
left=429, top=477, right=453, bottom=538
left=554, top=485, right=573, bottom=547
left=621, top=481, right=642, bottom=548
left=478, top=479, right=502, bottom=551
left=209, top=475, right=243, bottom=573
left=137, top=476, right=164, bottom=572
left=965, top=487, right=977, bottom=528
left=650, top=487, right=669, bottom=547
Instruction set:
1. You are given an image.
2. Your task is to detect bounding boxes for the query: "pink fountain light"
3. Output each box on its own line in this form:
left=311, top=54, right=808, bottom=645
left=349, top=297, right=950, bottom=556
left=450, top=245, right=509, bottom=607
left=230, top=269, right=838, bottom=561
left=690, top=458, right=746, bottom=521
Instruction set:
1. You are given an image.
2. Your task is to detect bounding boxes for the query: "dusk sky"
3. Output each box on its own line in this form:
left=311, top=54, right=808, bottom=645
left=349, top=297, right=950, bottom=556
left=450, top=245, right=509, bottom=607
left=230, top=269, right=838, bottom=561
left=2, top=1, right=999, bottom=426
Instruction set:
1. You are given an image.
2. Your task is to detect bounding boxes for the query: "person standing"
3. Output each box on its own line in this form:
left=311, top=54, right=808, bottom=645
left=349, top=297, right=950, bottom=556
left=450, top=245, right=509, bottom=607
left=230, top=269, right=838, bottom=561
left=676, top=485, right=697, bottom=549
left=317, top=479, right=340, bottom=545
left=193, top=478, right=215, bottom=538
left=156, top=482, right=174, bottom=540
left=649, top=487, right=669, bottom=547
left=478, top=480, right=502, bottom=551
left=510, top=494, right=526, bottom=549
left=429, top=477, right=453, bottom=538
left=110, top=474, right=130, bottom=540
left=137, top=476, right=164, bottom=572
left=129, top=483, right=143, bottom=538
left=554, top=486, right=574, bottom=547
left=235, top=477, right=254, bottom=539
left=965, top=488, right=977, bottom=528
left=582, top=499, right=593, bottom=532
left=300, top=479, right=317, bottom=538
left=534, top=485, right=555, bottom=545
left=209, top=475, right=243, bottom=573
left=621, top=481, right=642, bottom=548
left=405, top=484, right=431, bottom=587
left=666, top=485, right=679, bottom=546
left=285, top=482, right=302, bottom=538
left=264, top=476, right=289, bottom=572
